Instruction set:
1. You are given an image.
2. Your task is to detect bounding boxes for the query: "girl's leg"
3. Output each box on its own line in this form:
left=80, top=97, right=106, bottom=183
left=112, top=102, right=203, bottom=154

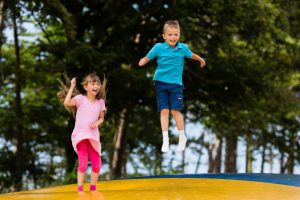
left=77, top=140, right=89, bottom=191
left=90, top=168, right=100, bottom=187
left=87, top=141, right=101, bottom=191
left=171, top=110, right=186, bottom=152
left=77, top=173, right=85, bottom=192
left=160, top=109, right=170, bottom=152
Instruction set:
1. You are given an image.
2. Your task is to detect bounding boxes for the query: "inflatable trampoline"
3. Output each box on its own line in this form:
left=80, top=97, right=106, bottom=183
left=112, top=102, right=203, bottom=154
left=0, top=174, right=299, bottom=200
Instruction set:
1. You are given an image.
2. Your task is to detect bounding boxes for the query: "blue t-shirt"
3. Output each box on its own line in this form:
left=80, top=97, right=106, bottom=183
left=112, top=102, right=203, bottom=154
left=146, top=42, right=192, bottom=85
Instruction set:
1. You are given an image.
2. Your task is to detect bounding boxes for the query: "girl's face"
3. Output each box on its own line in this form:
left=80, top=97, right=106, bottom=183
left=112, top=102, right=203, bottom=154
left=162, top=26, right=180, bottom=47
left=84, top=81, right=101, bottom=97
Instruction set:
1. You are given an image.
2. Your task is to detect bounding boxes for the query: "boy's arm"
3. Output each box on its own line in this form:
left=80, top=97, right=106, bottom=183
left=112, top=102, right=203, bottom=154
left=138, top=57, right=150, bottom=66
left=139, top=43, right=158, bottom=66
left=191, top=53, right=206, bottom=68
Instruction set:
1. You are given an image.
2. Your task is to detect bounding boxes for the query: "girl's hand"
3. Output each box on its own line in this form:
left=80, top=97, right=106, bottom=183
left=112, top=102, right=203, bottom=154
left=70, top=78, right=76, bottom=87
left=90, top=120, right=103, bottom=129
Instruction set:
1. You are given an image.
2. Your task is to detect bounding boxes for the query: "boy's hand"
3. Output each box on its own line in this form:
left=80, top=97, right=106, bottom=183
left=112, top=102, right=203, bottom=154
left=200, top=58, right=206, bottom=68
left=138, top=57, right=150, bottom=66
left=191, top=53, right=206, bottom=68
left=138, top=58, right=146, bottom=66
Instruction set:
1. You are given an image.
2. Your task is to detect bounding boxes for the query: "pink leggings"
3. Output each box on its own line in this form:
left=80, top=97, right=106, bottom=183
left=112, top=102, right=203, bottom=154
left=77, top=139, right=101, bottom=173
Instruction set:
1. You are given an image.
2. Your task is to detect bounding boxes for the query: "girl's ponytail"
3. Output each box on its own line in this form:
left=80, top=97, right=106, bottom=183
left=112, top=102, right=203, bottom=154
left=57, top=73, right=81, bottom=117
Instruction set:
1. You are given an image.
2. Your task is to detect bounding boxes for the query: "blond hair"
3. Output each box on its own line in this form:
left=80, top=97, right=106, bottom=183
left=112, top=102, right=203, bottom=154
left=163, top=20, right=180, bottom=33
left=57, top=73, right=107, bottom=116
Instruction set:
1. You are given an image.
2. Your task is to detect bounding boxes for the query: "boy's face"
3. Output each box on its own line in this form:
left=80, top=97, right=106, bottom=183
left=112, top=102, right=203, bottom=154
left=162, top=26, right=180, bottom=47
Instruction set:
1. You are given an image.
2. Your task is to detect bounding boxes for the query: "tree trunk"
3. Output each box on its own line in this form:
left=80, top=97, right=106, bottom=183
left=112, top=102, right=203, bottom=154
left=208, top=134, right=222, bottom=173
left=195, top=134, right=204, bottom=173
left=154, top=150, right=163, bottom=175
left=0, top=0, right=5, bottom=82
left=26, top=142, right=37, bottom=189
left=0, top=0, right=4, bottom=33
left=245, top=132, right=252, bottom=173
left=286, top=154, right=294, bottom=174
left=65, top=116, right=76, bottom=179
left=180, top=115, right=188, bottom=173
left=180, top=150, right=185, bottom=173
left=280, top=151, right=285, bottom=173
left=260, top=142, right=266, bottom=173
left=269, top=146, right=274, bottom=173
left=110, top=108, right=127, bottom=178
left=279, top=131, right=286, bottom=173
left=224, top=134, right=237, bottom=173
left=13, top=8, right=24, bottom=191
left=120, top=142, right=127, bottom=176
left=115, top=118, right=128, bottom=178
left=286, top=132, right=295, bottom=174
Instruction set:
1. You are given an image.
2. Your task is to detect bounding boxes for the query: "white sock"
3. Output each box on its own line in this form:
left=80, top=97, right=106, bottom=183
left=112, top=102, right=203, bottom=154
left=178, top=130, right=186, bottom=140
left=176, top=130, right=187, bottom=152
left=161, top=131, right=169, bottom=153
left=162, top=131, right=169, bottom=140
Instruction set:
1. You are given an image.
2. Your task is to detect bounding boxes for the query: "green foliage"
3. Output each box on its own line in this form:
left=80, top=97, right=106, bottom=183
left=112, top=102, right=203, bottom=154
left=0, top=0, right=300, bottom=192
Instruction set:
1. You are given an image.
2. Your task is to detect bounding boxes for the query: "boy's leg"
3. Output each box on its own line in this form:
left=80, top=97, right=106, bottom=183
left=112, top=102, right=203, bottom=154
left=160, top=108, right=170, bottom=131
left=161, top=109, right=170, bottom=152
left=169, top=84, right=186, bottom=152
left=87, top=140, right=101, bottom=191
left=155, top=81, right=171, bottom=153
left=171, top=110, right=184, bottom=130
left=171, top=110, right=187, bottom=152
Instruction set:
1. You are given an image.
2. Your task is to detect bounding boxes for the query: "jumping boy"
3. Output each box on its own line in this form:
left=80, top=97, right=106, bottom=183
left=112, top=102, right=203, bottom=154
left=138, top=20, right=206, bottom=152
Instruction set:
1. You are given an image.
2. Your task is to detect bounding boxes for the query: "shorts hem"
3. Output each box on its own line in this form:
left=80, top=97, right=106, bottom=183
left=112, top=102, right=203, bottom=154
left=157, top=107, right=170, bottom=112
left=170, top=107, right=182, bottom=111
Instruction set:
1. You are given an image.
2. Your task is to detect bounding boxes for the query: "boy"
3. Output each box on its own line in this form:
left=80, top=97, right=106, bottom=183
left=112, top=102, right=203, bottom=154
left=138, top=20, right=205, bottom=152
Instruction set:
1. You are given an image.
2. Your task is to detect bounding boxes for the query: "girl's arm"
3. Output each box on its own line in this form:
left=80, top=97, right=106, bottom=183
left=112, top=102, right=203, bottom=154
left=138, top=57, right=150, bottom=66
left=191, top=53, right=206, bottom=68
left=90, top=111, right=105, bottom=129
left=64, top=78, right=76, bottom=107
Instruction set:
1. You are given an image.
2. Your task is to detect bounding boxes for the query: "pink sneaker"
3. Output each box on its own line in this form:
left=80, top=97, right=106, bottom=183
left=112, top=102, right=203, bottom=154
left=90, top=185, right=96, bottom=191
left=77, top=185, right=83, bottom=192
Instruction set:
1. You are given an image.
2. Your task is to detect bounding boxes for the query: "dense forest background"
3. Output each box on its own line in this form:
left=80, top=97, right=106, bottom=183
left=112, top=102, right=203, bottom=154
left=0, top=0, right=300, bottom=193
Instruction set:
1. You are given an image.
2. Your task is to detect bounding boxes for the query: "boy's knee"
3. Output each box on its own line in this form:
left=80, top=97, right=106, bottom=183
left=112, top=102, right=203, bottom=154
left=161, top=109, right=169, bottom=115
left=171, top=110, right=180, bottom=115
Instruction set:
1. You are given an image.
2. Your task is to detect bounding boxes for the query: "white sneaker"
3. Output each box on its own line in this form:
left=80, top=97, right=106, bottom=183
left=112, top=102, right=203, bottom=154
left=176, top=137, right=187, bottom=152
left=161, top=140, right=169, bottom=153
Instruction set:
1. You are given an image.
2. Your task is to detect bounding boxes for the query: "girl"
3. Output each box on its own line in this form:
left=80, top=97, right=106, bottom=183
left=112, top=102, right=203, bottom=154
left=58, top=74, right=107, bottom=192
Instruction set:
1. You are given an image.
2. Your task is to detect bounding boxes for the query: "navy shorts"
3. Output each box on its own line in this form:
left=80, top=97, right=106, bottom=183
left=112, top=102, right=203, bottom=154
left=155, top=81, right=183, bottom=112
